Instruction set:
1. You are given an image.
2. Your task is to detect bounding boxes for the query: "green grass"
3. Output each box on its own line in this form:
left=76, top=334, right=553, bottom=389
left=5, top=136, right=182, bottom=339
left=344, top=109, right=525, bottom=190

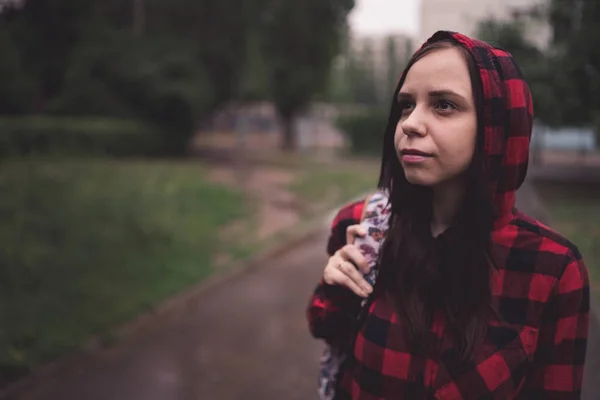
left=0, top=154, right=382, bottom=385
left=535, top=182, right=600, bottom=300
left=0, top=158, right=246, bottom=382
left=288, top=158, right=380, bottom=215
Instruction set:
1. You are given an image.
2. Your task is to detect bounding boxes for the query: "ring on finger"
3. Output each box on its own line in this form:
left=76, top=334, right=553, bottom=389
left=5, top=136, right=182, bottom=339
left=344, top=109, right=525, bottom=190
left=339, top=260, right=356, bottom=273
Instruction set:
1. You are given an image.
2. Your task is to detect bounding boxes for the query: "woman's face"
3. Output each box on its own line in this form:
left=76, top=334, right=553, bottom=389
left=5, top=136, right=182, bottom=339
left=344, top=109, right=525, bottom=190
left=394, top=47, right=477, bottom=187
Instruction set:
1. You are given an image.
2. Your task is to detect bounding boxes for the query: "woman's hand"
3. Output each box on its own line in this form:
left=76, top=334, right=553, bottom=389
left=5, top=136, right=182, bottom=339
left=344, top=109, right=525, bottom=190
left=323, top=224, right=372, bottom=297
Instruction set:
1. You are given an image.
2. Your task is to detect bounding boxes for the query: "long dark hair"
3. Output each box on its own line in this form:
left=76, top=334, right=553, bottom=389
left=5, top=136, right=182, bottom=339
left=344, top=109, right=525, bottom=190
left=376, top=40, right=496, bottom=362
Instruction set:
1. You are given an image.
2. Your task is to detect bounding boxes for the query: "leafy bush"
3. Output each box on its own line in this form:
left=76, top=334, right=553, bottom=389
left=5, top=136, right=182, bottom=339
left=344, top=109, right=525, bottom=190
left=0, top=116, right=167, bottom=157
left=0, top=32, right=37, bottom=115
left=48, top=30, right=212, bottom=152
left=336, top=108, right=388, bottom=155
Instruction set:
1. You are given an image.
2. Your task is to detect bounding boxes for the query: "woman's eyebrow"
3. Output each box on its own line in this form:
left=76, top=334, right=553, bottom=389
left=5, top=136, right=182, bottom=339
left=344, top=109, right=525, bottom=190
left=397, top=92, right=412, bottom=101
left=398, top=90, right=467, bottom=102
left=429, top=89, right=466, bottom=100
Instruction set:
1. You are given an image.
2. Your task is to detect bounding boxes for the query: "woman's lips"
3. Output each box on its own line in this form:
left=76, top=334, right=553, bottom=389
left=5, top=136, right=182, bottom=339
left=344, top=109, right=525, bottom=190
left=400, top=149, right=433, bottom=164
left=401, top=154, right=431, bottom=163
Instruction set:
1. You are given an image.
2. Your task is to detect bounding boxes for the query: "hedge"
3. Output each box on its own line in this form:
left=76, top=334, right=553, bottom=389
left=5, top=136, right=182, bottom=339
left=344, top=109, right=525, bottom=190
left=0, top=116, right=169, bottom=157
left=336, top=108, right=388, bottom=156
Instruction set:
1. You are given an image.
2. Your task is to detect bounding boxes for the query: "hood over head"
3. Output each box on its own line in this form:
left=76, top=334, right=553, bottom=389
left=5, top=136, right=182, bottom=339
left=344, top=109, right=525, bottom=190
left=382, top=31, right=534, bottom=227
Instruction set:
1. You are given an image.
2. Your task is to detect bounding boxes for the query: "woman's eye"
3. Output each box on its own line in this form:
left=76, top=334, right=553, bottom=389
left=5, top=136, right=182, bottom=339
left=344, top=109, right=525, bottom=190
left=435, top=100, right=457, bottom=112
left=398, top=101, right=414, bottom=113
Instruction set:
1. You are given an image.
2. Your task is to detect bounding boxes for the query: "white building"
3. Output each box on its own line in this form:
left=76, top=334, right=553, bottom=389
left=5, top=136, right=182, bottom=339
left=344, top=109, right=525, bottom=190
left=417, top=0, right=551, bottom=50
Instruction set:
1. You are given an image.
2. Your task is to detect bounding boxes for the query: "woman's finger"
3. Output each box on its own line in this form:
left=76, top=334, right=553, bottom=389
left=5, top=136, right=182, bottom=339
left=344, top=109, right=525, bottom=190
left=323, top=255, right=344, bottom=285
left=328, top=267, right=369, bottom=298
left=346, top=224, right=367, bottom=245
left=338, top=244, right=370, bottom=274
left=338, top=261, right=373, bottom=294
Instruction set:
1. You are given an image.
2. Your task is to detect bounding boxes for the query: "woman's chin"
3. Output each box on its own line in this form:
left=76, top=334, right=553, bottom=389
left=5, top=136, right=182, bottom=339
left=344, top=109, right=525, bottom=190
left=404, top=171, right=436, bottom=187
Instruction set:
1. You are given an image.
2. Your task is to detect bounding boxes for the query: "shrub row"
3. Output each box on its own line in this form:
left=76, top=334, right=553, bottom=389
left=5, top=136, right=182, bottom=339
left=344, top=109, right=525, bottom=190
left=336, top=108, right=387, bottom=156
left=0, top=117, right=170, bottom=158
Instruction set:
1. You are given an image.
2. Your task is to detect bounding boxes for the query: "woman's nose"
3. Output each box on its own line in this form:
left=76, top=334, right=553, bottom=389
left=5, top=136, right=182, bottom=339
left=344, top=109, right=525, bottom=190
left=399, top=108, right=427, bottom=137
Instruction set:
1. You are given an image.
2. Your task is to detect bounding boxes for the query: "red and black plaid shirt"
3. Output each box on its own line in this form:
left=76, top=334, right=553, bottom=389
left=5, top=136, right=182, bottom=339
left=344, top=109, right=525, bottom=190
left=307, top=31, right=590, bottom=399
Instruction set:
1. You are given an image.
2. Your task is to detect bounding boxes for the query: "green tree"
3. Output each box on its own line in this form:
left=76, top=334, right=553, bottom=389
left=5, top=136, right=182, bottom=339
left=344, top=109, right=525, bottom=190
left=0, top=30, right=36, bottom=114
left=261, top=0, right=355, bottom=150
left=0, top=0, right=94, bottom=112
left=349, top=41, right=380, bottom=105
left=322, top=29, right=380, bottom=106
left=1, top=0, right=355, bottom=152
left=548, top=0, right=600, bottom=134
left=238, top=30, right=270, bottom=102
left=386, top=36, right=400, bottom=100
left=157, top=0, right=272, bottom=108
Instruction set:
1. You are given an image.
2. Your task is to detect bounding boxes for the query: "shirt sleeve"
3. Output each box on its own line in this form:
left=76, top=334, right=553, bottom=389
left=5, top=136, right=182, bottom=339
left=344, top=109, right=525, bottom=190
left=306, top=200, right=365, bottom=348
left=518, top=255, right=590, bottom=399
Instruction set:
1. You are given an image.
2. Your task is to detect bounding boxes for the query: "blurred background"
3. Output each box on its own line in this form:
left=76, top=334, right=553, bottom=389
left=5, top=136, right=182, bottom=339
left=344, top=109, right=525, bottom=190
left=0, top=0, right=598, bottom=399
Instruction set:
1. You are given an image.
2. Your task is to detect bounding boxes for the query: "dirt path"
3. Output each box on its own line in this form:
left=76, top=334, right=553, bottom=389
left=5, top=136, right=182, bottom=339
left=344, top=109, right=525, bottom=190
left=208, top=166, right=301, bottom=241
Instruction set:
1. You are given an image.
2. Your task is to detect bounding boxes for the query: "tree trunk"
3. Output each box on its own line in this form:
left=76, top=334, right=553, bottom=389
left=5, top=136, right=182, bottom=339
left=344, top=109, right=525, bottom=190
left=235, top=107, right=250, bottom=188
left=281, top=114, right=296, bottom=151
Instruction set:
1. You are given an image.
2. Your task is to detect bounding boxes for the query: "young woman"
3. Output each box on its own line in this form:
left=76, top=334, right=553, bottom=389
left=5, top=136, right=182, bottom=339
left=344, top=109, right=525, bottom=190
left=308, top=31, right=590, bottom=399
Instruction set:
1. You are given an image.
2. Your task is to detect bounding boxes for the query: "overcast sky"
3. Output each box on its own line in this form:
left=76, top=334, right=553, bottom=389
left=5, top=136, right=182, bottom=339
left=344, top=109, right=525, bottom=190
left=349, top=0, right=419, bottom=36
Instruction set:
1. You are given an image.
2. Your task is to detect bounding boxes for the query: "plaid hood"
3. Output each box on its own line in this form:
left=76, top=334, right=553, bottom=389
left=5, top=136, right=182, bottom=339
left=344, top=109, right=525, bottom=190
left=420, top=31, right=534, bottom=225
